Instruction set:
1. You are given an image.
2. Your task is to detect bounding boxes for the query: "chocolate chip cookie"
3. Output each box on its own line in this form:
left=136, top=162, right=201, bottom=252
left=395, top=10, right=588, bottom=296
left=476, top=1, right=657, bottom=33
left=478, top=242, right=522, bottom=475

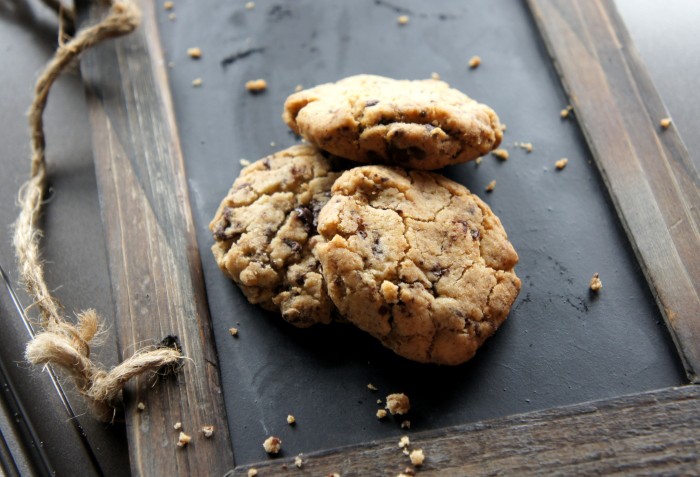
left=316, top=166, right=520, bottom=364
left=210, top=145, right=341, bottom=327
left=283, top=75, right=502, bottom=170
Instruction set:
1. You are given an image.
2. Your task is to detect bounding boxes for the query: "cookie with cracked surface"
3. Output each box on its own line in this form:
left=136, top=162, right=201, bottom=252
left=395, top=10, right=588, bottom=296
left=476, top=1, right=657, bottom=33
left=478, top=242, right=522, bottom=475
left=210, top=145, right=341, bottom=327
left=317, top=166, right=520, bottom=364
left=283, top=74, right=502, bottom=170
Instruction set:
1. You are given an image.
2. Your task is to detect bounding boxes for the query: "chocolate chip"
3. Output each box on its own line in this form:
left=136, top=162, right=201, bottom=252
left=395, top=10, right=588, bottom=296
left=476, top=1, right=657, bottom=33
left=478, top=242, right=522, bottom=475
left=470, top=228, right=480, bottom=241
left=294, top=206, right=314, bottom=233
left=283, top=238, right=301, bottom=252
left=378, top=305, right=390, bottom=315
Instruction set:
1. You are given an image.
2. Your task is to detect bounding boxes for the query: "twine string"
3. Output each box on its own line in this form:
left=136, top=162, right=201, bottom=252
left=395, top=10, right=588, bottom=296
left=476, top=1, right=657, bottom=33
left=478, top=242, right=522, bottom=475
left=14, top=0, right=182, bottom=421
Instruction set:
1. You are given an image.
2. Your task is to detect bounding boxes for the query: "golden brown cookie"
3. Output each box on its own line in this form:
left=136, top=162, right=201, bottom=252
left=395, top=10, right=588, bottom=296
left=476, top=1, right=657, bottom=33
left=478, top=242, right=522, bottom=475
left=283, top=75, right=502, bottom=170
left=210, top=145, right=341, bottom=327
left=316, top=166, right=520, bottom=364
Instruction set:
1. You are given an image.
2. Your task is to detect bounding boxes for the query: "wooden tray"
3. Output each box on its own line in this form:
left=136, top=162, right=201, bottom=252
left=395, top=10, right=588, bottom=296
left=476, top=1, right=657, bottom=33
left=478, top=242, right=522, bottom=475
left=78, top=0, right=700, bottom=475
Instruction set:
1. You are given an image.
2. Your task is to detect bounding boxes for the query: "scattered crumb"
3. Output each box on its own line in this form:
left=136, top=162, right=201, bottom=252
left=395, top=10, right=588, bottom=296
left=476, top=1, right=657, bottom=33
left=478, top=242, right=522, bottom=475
left=294, top=84, right=303, bottom=92
left=431, top=72, right=440, bottom=80
left=410, top=449, right=425, bottom=466
left=468, top=55, right=481, bottom=69
left=377, top=399, right=383, bottom=404
left=163, top=1, right=174, bottom=10
left=475, top=157, right=483, bottom=165
left=287, top=414, right=296, bottom=425
left=177, top=432, right=192, bottom=447
left=398, top=436, right=410, bottom=448
left=245, top=1, right=255, bottom=10
left=402, top=468, right=416, bottom=476
left=518, top=142, right=533, bottom=153
left=590, top=273, right=602, bottom=292
left=174, top=422, right=182, bottom=430
left=402, top=448, right=410, bottom=456
left=555, top=158, right=569, bottom=170
left=385, top=393, right=410, bottom=415
left=367, top=383, right=378, bottom=391
left=245, top=79, right=268, bottom=93
left=492, top=148, right=509, bottom=160
left=660, top=117, right=672, bottom=129
left=295, top=454, right=304, bottom=468
left=229, top=327, right=239, bottom=337
left=137, top=402, right=146, bottom=411
left=202, top=425, right=214, bottom=438
left=501, top=123, right=507, bottom=132
left=192, top=78, right=203, bottom=87
left=270, top=141, right=276, bottom=147
left=401, top=420, right=411, bottom=429
left=187, top=47, right=202, bottom=59
left=168, top=12, right=176, bottom=21
left=485, top=180, right=496, bottom=192
left=376, top=409, right=388, bottom=419
left=239, top=159, right=251, bottom=166
left=247, top=469, right=258, bottom=477
left=560, top=105, right=573, bottom=118
left=397, top=15, right=409, bottom=25
left=263, top=436, right=282, bottom=454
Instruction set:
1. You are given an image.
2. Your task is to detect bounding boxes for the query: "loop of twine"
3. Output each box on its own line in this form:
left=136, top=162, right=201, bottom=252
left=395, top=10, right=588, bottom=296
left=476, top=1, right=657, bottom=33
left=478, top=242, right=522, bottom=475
left=14, top=0, right=182, bottom=421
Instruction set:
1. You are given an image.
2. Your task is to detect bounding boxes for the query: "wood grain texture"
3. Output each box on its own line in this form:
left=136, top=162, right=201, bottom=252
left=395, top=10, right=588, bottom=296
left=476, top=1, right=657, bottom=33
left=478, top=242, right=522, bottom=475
left=78, top=1, right=234, bottom=475
left=527, top=0, right=700, bottom=382
left=231, top=385, right=700, bottom=476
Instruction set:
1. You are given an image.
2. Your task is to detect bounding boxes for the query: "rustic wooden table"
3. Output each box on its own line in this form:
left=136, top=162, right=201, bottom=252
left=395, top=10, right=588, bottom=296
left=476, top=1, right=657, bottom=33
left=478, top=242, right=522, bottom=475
left=0, top=1, right=698, bottom=475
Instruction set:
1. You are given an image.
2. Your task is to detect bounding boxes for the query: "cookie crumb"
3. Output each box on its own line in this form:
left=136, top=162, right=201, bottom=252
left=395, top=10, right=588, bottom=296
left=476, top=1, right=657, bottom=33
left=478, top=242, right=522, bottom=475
left=402, top=468, right=416, bottom=476
left=263, top=436, right=282, bottom=454
left=245, top=79, right=267, bottom=93
left=501, top=123, right=507, bottom=132
left=377, top=399, right=383, bottom=404
left=287, top=414, right=296, bottom=425
left=163, top=1, right=174, bottom=10
left=202, top=425, right=214, bottom=438
left=555, top=158, right=569, bottom=170
left=245, top=1, right=255, bottom=10
left=270, top=141, right=276, bottom=147
left=560, top=105, right=573, bottom=118
left=187, top=47, right=202, bottom=59
left=475, top=157, right=483, bottom=165
left=192, top=78, right=203, bottom=87
left=398, top=436, right=410, bottom=448
left=397, top=15, right=409, bottom=25
left=401, top=420, right=411, bottom=429
left=376, top=409, right=388, bottom=419
left=229, top=327, right=239, bottom=337
left=239, top=159, right=251, bottom=166
left=177, top=432, right=192, bottom=447
left=409, top=449, right=425, bottom=466
left=137, top=402, right=146, bottom=411
left=174, top=421, right=182, bottom=430
left=385, top=393, right=410, bottom=415
left=367, top=383, right=378, bottom=391
left=492, top=148, right=509, bottom=160
left=485, top=180, right=496, bottom=192
left=294, top=84, right=303, bottom=92
left=168, top=12, right=176, bottom=21
left=660, top=117, right=672, bottom=129
left=402, top=448, right=410, bottom=456
left=247, top=469, right=258, bottom=477
left=518, top=142, right=533, bottom=153
left=468, top=55, right=481, bottom=69
left=590, top=273, right=602, bottom=292
left=430, top=72, right=440, bottom=80
left=295, top=454, right=304, bottom=468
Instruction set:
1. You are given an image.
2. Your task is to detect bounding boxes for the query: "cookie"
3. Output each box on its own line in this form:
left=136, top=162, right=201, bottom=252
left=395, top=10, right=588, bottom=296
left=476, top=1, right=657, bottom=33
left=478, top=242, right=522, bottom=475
left=316, top=166, right=520, bottom=364
left=283, top=74, right=502, bottom=170
left=210, top=145, right=341, bottom=327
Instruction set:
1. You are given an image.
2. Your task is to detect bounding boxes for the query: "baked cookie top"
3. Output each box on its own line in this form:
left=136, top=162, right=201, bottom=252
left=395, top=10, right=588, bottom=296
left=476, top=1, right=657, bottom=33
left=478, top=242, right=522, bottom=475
left=283, top=75, right=502, bottom=170
left=210, top=145, right=341, bottom=327
left=317, top=166, right=521, bottom=364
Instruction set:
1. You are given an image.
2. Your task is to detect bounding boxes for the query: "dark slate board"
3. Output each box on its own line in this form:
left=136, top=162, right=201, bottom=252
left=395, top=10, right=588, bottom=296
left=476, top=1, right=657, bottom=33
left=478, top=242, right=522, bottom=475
left=156, top=0, right=684, bottom=465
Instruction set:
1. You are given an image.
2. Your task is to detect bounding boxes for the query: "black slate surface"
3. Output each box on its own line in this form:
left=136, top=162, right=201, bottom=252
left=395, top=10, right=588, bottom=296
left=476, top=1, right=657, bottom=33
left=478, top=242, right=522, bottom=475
left=159, top=0, right=686, bottom=467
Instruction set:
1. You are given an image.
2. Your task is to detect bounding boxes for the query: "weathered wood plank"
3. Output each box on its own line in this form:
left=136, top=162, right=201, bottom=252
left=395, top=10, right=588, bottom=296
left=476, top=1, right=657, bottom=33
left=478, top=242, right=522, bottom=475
left=232, top=385, right=700, bottom=476
left=527, top=0, right=700, bottom=382
left=78, top=1, right=234, bottom=475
